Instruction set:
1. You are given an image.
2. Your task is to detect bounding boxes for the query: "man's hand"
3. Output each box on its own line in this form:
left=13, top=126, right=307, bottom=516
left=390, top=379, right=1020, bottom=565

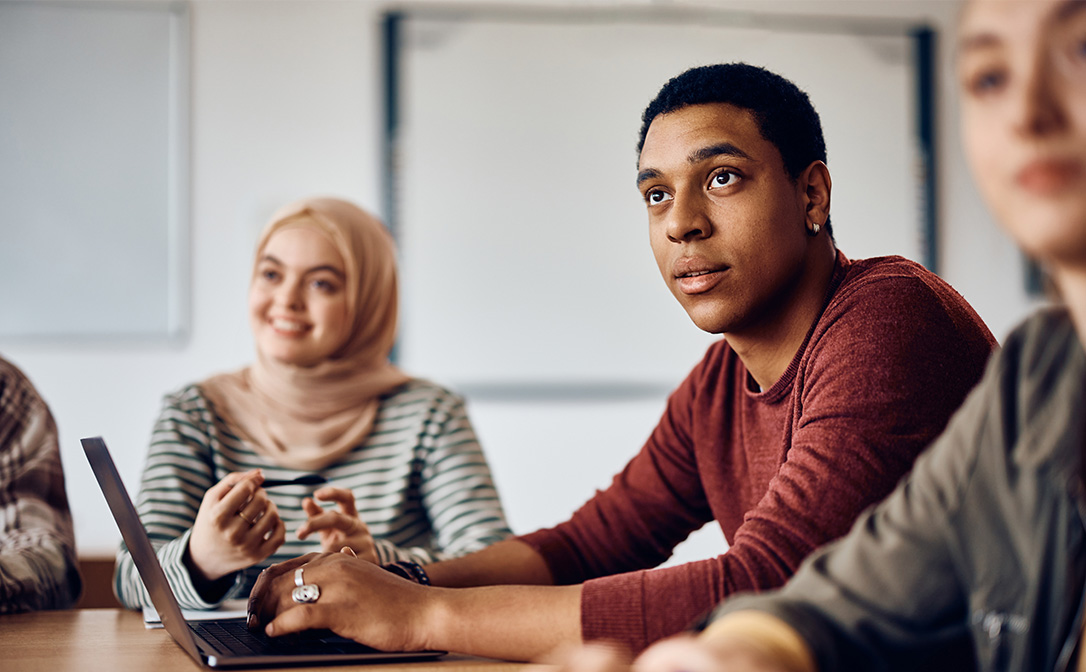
left=296, top=487, right=379, bottom=563
left=247, top=549, right=434, bottom=652
left=187, top=470, right=286, bottom=582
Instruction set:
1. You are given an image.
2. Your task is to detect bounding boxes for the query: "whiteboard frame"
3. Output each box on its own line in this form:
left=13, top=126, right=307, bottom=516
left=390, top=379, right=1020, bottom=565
left=0, top=0, right=191, bottom=343
left=381, top=4, right=937, bottom=398
left=382, top=4, right=937, bottom=271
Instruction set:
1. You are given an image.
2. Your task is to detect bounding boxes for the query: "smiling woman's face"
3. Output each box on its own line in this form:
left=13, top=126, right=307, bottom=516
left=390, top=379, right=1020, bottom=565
left=959, top=0, right=1086, bottom=271
left=248, top=225, right=352, bottom=367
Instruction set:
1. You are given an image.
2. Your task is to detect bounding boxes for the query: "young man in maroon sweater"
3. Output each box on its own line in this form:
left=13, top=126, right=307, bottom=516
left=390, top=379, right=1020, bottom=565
left=247, top=63, right=996, bottom=660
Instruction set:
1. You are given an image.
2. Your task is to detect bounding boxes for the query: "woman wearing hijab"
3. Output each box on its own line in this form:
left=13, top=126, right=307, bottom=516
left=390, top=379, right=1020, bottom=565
left=114, top=197, right=511, bottom=610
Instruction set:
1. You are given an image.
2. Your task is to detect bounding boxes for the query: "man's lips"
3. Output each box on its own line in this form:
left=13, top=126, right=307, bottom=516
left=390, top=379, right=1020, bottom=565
left=1016, top=158, right=1084, bottom=196
left=673, top=258, right=729, bottom=295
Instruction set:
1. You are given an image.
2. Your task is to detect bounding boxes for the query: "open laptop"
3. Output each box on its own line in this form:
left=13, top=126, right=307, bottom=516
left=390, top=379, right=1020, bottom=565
left=82, top=436, right=445, bottom=669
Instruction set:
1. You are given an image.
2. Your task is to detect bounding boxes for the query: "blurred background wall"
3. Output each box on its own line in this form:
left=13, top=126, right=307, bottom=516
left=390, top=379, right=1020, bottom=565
left=0, top=0, right=1036, bottom=573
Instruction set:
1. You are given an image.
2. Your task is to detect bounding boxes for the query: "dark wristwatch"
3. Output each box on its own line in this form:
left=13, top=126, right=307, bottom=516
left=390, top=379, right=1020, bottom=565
left=382, top=560, right=431, bottom=586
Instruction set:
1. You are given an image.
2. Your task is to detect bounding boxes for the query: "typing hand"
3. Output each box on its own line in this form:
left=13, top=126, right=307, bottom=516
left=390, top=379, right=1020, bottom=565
left=187, top=470, right=287, bottom=581
left=247, top=549, right=432, bottom=652
left=296, top=487, right=379, bottom=563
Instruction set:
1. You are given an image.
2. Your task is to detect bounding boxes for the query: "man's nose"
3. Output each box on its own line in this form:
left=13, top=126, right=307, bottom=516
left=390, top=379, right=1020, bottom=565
left=666, top=195, right=713, bottom=243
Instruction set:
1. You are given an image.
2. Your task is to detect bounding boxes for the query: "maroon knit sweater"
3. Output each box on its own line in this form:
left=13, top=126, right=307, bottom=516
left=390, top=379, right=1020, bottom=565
left=517, top=253, right=996, bottom=653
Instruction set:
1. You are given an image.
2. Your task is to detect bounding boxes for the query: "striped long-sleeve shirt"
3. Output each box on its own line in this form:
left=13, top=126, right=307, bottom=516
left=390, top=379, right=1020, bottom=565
left=114, top=378, right=511, bottom=610
left=0, top=356, right=81, bottom=613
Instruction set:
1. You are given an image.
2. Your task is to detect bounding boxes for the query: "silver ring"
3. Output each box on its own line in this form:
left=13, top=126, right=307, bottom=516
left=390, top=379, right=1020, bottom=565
left=292, top=566, right=320, bottom=603
left=292, top=583, right=320, bottom=604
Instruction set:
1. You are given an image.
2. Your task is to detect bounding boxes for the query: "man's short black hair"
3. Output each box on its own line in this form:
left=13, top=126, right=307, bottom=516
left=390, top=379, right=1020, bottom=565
left=638, top=62, right=827, bottom=177
left=638, top=63, right=832, bottom=236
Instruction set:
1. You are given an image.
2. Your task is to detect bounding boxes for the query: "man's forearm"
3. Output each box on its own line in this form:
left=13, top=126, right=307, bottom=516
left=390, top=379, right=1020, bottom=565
left=425, top=538, right=555, bottom=588
left=422, top=583, right=583, bottom=661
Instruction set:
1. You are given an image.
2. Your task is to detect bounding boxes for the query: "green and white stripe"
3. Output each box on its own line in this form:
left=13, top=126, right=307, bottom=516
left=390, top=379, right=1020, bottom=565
left=114, top=379, right=511, bottom=610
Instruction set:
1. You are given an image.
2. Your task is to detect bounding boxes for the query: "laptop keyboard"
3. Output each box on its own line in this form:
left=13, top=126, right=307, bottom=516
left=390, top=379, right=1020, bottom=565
left=190, top=619, right=380, bottom=657
left=191, top=621, right=267, bottom=655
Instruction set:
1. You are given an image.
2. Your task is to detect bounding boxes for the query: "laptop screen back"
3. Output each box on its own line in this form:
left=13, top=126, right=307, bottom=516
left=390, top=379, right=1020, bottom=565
left=81, top=436, right=205, bottom=661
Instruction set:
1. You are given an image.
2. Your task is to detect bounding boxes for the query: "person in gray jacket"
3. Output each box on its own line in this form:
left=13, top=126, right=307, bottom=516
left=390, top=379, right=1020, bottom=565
left=551, top=0, right=1086, bottom=670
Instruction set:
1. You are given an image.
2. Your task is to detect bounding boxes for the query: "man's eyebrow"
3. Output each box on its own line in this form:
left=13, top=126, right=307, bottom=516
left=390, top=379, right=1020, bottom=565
left=636, top=168, right=661, bottom=187
left=636, top=143, right=751, bottom=187
left=689, top=142, right=751, bottom=164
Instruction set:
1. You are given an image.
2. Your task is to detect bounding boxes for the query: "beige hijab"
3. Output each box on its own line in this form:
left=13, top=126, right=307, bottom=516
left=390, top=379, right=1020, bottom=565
left=200, top=197, right=410, bottom=471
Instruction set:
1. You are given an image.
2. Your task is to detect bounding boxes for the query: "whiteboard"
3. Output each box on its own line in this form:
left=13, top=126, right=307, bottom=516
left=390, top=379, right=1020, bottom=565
left=388, top=8, right=932, bottom=389
left=0, top=1, right=189, bottom=339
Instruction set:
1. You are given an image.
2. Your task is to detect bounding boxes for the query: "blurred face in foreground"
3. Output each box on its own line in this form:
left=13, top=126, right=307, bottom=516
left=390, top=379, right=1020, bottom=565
left=959, top=0, right=1086, bottom=273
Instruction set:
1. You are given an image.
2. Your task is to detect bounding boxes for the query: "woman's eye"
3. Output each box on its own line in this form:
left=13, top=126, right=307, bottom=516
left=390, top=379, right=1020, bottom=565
left=709, top=171, right=740, bottom=189
left=311, top=278, right=338, bottom=293
left=645, top=190, right=673, bottom=205
left=1050, top=20, right=1086, bottom=79
left=260, top=269, right=279, bottom=282
left=1064, top=34, right=1086, bottom=70
left=964, top=66, right=1007, bottom=97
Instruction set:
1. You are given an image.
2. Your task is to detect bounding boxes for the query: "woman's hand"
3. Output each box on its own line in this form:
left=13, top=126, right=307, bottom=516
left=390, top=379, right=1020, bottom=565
left=247, top=549, right=434, bottom=652
left=187, top=470, right=287, bottom=582
left=296, top=487, right=379, bottom=563
left=555, top=636, right=797, bottom=672
left=635, top=635, right=797, bottom=672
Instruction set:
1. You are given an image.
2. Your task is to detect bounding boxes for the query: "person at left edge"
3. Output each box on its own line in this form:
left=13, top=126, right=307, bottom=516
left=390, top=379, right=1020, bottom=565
left=0, top=355, right=81, bottom=612
left=113, top=197, right=511, bottom=610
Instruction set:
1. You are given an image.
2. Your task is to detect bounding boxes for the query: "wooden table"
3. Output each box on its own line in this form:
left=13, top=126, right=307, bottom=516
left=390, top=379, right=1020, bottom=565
left=1, top=609, right=535, bottom=672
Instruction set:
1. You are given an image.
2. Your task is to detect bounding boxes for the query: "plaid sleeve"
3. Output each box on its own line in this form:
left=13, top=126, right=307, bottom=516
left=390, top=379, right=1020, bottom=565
left=0, top=358, right=81, bottom=612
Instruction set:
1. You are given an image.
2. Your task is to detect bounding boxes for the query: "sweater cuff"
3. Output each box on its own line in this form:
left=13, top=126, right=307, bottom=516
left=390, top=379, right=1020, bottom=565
left=163, top=529, right=239, bottom=610
left=581, top=571, right=648, bottom=653
left=515, top=529, right=588, bottom=585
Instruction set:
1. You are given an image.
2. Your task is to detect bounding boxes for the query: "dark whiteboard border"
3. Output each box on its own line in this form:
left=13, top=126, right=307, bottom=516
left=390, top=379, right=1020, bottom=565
left=380, top=5, right=939, bottom=397
left=382, top=4, right=938, bottom=271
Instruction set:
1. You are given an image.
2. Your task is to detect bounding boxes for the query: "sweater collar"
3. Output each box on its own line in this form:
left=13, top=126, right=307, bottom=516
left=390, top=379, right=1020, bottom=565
left=745, top=250, right=850, bottom=402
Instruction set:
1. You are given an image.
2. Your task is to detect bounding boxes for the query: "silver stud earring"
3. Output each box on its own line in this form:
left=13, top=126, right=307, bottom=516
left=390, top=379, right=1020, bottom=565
left=809, top=222, right=821, bottom=236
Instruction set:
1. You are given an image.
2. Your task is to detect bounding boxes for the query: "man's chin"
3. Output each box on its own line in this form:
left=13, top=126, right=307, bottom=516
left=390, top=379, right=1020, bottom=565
left=685, top=309, right=736, bottom=336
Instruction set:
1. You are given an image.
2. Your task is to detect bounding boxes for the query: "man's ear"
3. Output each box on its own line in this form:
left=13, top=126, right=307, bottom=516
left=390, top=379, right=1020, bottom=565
left=799, top=160, right=831, bottom=232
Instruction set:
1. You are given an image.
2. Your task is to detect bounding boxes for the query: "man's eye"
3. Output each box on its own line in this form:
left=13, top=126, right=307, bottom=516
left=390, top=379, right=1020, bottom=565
left=709, top=171, right=740, bottom=189
left=645, top=190, right=673, bottom=205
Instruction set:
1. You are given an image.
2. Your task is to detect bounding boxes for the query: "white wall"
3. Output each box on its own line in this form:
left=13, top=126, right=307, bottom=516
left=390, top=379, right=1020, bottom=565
left=0, top=0, right=1038, bottom=564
